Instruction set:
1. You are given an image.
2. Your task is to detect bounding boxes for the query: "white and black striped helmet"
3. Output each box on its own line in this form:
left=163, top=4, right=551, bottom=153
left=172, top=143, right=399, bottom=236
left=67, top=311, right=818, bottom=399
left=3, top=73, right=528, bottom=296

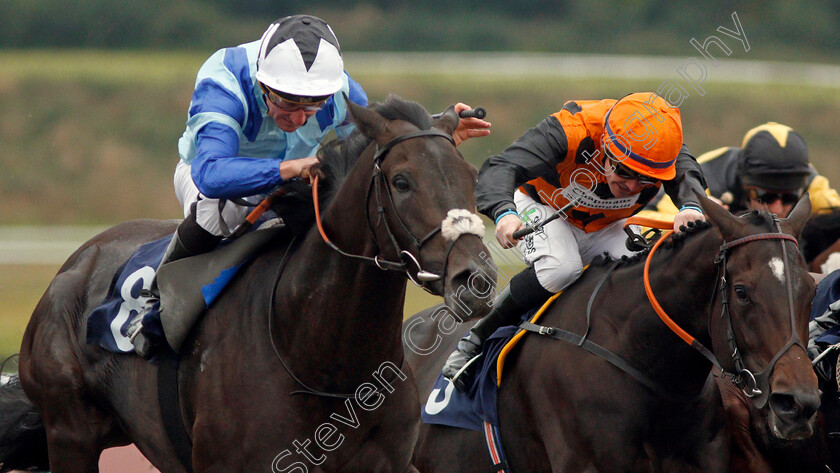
left=256, top=15, right=343, bottom=103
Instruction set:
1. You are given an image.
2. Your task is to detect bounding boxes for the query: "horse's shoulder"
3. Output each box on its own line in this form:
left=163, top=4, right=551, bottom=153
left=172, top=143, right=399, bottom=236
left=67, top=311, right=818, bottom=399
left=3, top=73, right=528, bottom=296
left=403, top=304, right=471, bottom=359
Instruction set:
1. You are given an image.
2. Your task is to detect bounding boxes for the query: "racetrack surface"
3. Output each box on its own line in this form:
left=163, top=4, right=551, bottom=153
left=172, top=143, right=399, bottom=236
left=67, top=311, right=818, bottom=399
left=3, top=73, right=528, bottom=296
left=9, top=445, right=159, bottom=472
left=98, top=446, right=159, bottom=472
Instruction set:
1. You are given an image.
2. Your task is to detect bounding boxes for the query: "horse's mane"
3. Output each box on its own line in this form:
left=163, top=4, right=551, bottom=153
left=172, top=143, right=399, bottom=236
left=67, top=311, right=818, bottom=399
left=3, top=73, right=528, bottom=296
left=598, top=220, right=715, bottom=270
left=315, top=94, right=433, bottom=204
left=602, top=209, right=778, bottom=271
left=270, top=95, right=433, bottom=234
left=800, top=207, right=840, bottom=263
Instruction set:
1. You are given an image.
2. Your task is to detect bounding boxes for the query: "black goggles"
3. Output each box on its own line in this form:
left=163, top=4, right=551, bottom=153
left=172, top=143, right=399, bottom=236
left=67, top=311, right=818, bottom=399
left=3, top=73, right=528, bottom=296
left=259, top=83, right=327, bottom=112
left=746, top=188, right=802, bottom=206
left=610, top=159, right=659, bottom=186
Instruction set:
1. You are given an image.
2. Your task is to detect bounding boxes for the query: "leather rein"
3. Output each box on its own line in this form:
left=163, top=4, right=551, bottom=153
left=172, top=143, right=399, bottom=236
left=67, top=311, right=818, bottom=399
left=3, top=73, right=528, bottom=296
left=312, top=127, right=472, bottom=293
left=266, top=127, right=462, bottom=399
left=626, top=216, right=802, bottom=408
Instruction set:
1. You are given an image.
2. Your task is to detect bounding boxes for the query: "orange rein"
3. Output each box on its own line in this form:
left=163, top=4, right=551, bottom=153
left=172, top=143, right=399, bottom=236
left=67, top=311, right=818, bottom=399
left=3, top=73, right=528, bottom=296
left=312, top=175, right=333, bottom=245
left=624, top=217, right=697, bottom=347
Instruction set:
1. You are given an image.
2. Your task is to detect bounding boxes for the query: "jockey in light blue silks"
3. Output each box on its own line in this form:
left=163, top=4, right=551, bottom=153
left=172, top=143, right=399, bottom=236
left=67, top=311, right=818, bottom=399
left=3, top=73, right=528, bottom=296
left=128, top=14, right=368, bottom=358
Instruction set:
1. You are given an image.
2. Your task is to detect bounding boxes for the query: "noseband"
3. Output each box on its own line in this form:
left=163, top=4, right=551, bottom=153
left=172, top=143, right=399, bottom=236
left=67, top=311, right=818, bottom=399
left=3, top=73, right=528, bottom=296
left=313, top=127, right=480, bottom=293
left=629, top=217, right=802, bottom=408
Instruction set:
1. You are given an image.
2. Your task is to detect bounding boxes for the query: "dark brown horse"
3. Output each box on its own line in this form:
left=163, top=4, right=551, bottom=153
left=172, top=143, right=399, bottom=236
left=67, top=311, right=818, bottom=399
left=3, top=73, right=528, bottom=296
left=707, top=207, right=840, bottom=473
left=714, top=368, right=833, bottom=473
left=406, top=194, right=819, bottom=472
left=800, top=207, right=840, bottom=273
left=0, top=96, right=496, bottom=472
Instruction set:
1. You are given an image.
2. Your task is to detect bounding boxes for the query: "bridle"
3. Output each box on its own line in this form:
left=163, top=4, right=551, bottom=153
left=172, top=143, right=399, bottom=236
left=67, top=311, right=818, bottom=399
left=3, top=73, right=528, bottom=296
left=312, top=127, right=477, bottom=293
left=627, top=216, right=803, bottom=408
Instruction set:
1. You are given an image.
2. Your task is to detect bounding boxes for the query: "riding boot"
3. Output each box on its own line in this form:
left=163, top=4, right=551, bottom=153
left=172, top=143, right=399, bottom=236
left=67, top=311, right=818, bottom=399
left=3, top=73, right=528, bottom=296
left=127, top=209, right=222, bottom=358
left=442, top=266, right=554, bottom=392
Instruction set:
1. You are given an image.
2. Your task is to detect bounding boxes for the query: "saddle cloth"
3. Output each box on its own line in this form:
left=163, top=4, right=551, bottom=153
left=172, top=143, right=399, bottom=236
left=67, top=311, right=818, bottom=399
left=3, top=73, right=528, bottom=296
left=420, top=309, right=540, bottom=431
left=86, top=221, right=286, bottom=354
left=86, top=235, right=171, bottom=353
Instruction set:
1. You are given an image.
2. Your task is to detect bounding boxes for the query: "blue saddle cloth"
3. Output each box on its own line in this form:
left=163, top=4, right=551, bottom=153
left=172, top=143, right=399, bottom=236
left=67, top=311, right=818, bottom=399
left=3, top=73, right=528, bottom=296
left=86, top=233, right=247, bottom=354
left=421, top=311, right=538, bottom=431
left=812, top=269, right=840, bottom=345
left=86, top=235, right=171, bottom=353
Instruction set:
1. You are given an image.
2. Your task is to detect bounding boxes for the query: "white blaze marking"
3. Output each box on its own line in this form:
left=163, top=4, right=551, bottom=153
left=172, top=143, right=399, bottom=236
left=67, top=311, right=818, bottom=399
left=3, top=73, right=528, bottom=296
left=769, top=257, right=785, bottom=284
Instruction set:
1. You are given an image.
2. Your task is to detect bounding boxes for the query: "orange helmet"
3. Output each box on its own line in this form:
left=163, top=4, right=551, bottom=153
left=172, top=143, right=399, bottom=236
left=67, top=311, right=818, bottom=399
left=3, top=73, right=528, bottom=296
left=603, top=92, right=683, bottom=181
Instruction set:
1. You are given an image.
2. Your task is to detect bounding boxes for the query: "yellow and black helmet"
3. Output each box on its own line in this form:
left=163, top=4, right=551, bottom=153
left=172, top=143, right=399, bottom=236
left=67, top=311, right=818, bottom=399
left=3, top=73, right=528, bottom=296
left=737, top=122, right=810, bottom=191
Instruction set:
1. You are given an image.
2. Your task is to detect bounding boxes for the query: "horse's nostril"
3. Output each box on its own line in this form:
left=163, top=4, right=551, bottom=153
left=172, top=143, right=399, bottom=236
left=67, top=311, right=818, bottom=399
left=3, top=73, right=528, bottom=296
left=769, top=392, right=820, bottom=420
left=449, top=265, right=494, bottom=292
left=769, top=392, right=798, bottom=415
left=800, top=394, right=821, bottom=420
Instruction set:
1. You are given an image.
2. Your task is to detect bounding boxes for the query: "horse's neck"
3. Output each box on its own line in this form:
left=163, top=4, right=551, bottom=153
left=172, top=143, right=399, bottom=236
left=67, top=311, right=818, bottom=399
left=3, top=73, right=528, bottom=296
left=276, top=168, right=409, bottom=376
left=652, top=232, right=722, bottom=337
left=619, top=232, right=723, bottom=391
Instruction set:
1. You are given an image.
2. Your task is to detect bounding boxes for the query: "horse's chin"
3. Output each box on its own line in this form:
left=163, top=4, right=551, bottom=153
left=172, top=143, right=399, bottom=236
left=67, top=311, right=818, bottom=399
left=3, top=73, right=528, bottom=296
left=768, top=411, right=816, bottom=441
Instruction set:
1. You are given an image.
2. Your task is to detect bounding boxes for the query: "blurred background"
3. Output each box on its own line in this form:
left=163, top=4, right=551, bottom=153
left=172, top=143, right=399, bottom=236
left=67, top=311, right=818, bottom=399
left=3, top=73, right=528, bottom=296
left=2, top=0, right=839, bottom=367
left=2, top=1, right=839, bottom=470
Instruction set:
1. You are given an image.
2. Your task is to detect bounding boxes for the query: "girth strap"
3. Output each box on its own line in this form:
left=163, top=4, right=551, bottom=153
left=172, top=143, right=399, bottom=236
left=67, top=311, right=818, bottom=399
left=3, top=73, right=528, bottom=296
left=518, top=321, right=690, bottom=403
left=157, top=351, right=193, bottom=473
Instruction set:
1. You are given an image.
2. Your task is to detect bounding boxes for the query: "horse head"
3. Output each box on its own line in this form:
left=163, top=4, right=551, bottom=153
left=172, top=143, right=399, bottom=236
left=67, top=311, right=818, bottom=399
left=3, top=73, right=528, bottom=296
left=702, top=192, right=820, bottom=440
left=317, top=96, right=496, bottom=320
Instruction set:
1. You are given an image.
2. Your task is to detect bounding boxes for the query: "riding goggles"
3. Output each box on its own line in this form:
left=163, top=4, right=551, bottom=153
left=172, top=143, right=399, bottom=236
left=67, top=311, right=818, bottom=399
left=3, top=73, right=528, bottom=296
left=609, top=159, right=660, bottom=186
left=746, top=188, right=802, bottom=206
left=260, top=83, right=327, bottom=112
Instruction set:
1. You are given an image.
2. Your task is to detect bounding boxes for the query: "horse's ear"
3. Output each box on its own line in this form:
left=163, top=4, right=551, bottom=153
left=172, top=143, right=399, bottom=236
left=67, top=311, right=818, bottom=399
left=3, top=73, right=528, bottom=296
left=697, top=189, right=743, bottom=240
left=344, top=94, right=391, bottom=145
left=433, top=105, right=459, bottom=136
left=780, top=191, right=811, bottom=238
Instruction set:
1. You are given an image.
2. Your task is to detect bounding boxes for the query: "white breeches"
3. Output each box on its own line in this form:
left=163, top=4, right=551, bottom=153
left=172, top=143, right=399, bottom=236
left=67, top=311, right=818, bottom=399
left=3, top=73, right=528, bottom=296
left=174, top=160, right=264, bottom=237
left=514, top=191, right=637, bottom=293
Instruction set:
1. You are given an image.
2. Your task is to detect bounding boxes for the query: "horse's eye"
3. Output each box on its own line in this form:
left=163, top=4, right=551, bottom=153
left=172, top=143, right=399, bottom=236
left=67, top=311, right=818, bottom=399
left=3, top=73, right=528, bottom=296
left=392, top=176, right=410, bottom=192
left=734, top=285, right=749, bottom=301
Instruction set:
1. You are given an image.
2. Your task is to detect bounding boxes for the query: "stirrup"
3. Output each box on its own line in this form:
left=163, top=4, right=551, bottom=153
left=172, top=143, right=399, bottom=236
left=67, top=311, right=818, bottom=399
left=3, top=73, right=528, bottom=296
left=128, top=321, right=143, bottom=343
left=127, top=296, right=156, bottom=346
left=127, top=311, right=145, bottom=342
left=448, top=352, right=484, bottom=385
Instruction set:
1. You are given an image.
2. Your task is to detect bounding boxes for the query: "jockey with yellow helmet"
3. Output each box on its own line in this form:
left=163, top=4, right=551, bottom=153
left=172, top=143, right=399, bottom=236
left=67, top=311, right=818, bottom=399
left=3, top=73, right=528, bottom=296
left=442, top=92, right=707, bottom=391
left=641, top=122, right=840, bottom=220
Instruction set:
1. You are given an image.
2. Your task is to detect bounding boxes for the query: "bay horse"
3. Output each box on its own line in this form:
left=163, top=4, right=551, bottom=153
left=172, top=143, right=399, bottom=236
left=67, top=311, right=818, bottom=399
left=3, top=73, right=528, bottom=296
left=406, top=194, right=819, bottom=472
left=0, top=96, right=496, bottom=472
left=714, top=369, right=833, bottom=473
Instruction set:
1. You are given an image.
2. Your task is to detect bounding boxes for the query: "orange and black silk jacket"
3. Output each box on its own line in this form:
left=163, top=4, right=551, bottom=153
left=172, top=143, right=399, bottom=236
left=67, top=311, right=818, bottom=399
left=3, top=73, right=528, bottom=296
left=476, top=99, right=707, bottom=232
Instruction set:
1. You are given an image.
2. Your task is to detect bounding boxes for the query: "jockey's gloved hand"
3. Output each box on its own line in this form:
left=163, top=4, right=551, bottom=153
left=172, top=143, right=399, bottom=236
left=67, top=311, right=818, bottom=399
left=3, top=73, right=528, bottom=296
left=809, top=311, right=840, bottom=356
left=808, top=311, right=840, bottom=382
left=811, top=344, right=837, bottom=383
